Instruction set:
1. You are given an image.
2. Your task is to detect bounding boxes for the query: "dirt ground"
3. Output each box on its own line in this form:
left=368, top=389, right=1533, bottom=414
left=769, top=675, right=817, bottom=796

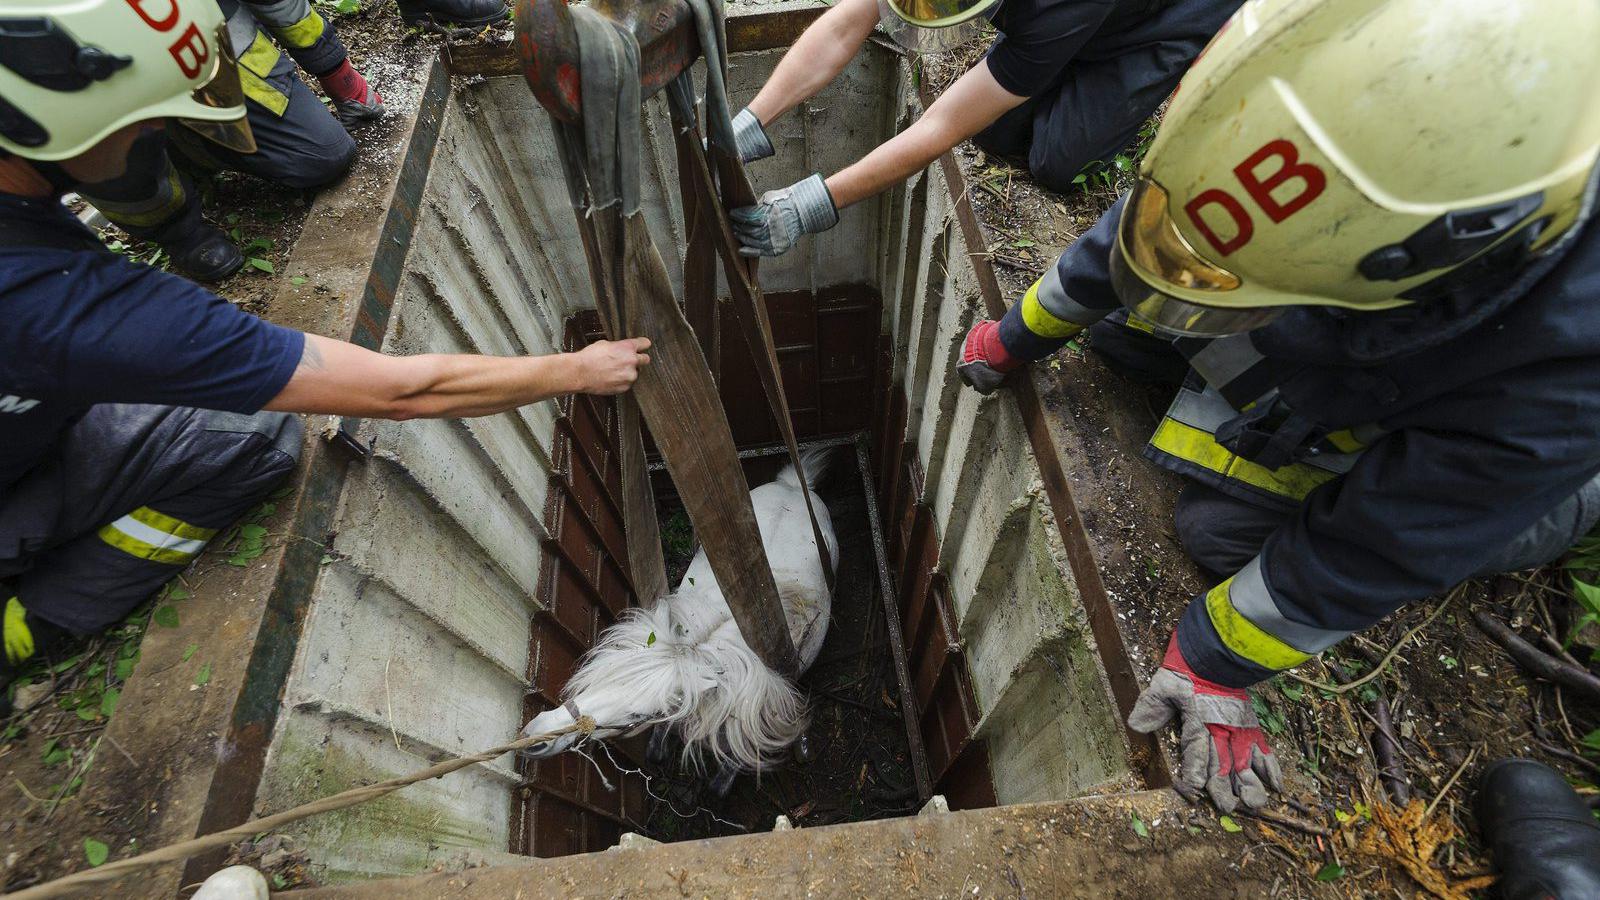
left=6, top=7, right=1599, bottom=899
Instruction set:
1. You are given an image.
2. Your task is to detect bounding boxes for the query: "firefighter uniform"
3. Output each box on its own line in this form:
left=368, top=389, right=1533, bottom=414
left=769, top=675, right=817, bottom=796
left=991, top=189, right=1600, bottom=687
left=77, top=0, right=357, bottom=251
left=0, top=194, right=304, bottom=639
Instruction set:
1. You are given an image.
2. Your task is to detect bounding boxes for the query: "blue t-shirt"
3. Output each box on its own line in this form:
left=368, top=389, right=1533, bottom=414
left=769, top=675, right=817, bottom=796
left=0, top=194, right=304, bottom=491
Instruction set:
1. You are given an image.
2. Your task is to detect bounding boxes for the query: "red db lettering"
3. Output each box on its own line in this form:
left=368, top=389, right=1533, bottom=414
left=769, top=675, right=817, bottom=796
left=1184, top=189, right=1254, bottom=257
left=1233, top=139, right=1326, bottom=224
left=167, top=22, right=209, bottom=79
left=124, top=0, right=180, bottom=31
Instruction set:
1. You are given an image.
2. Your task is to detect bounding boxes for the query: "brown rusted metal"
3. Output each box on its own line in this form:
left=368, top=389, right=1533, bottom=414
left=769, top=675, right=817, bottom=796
left=513, top=0, right=699, bottom=123
left=920, top=86, right=1170, bottom=791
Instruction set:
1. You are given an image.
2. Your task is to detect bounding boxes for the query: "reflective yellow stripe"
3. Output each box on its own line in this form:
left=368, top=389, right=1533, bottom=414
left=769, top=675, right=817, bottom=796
left=1325, top=428, right=1365, bottom=454
left=276, top=9, right=326, bottom=48
left=128, top=506, right=218, bottom=542
left=4, top=596, right=34, bottom=666
left=1020, top=280, right=1084, bottom=339
left=237, top=33, right=290, bottom=116
left=1204, top=578, right=1312, bottom=671
left=1122, top=314, right=1157, bottom=334
left=97, top=507, right=218, bottom=565
left=1150, top=417, right=1336, bottom=500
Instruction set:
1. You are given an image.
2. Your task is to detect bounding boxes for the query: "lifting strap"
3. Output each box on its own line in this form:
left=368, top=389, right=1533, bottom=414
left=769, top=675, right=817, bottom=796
left=551, top=3, right=804, bottom=675
left=668, top=0, right=836, bottom=585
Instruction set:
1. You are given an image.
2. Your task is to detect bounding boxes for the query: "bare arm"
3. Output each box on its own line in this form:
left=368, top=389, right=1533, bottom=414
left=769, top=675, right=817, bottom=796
left=746, top=0, right=882, bottom=126
left=825, top=61, right=1027, bottom=209
left=264, top=334, right=651, bottom=420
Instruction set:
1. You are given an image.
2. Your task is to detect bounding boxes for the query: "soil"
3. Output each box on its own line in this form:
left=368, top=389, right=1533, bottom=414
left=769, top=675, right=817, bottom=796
left=640, top=456, right=922, bottom=843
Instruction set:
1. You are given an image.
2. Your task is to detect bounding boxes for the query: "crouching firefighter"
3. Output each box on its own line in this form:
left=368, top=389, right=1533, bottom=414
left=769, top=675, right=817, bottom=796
left=0, top=0, right=651, bottom=715
left=66, top=0, right=385, bottom=282
left=959, top=0, right=1600, bottom=887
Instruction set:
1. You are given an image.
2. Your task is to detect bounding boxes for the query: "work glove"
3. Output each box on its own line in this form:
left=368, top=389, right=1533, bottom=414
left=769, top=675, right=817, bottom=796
left=730, top=108, right=775, bottom=163
left=957, top=319, right=1022, bottom=395
left=1128, top=633, right=1283, bottom=814
left=731, top=174, right=839, bottom=258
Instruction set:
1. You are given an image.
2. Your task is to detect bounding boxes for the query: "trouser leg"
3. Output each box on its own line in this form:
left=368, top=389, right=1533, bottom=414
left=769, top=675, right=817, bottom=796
left=170, top=55, right=356, bottom=190
left=0, top=405, right=302, bottom=634
left=1086, top=310, right=1190, bottom=386
left=1173, top=471, right=1600, bottom=581
left=75, top=129, right=204, bottom=246
left=241, top=0, right=349, bottom=77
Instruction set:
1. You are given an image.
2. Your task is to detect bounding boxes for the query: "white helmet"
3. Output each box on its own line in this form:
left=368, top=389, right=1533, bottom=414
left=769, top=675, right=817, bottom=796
left=0, top=0, right=255, bottom=161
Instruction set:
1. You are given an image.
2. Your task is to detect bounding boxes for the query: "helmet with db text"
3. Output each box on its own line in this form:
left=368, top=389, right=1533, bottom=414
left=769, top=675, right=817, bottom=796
left=0, top=0, right=255, bottom=162
left=1112, top=0, right=1600, bottom=338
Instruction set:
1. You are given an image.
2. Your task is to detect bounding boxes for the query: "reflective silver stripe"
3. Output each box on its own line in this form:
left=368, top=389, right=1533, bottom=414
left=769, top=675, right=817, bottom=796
left=1163, top=385, right=1360, bottom=477
left=1230, top=556, right=1350, bottom=654
left=1035, top=260, right=1106, bottom=326
left=103, top=515, right=208, bottom=557
left=1188, top=333, right=1264, bottom=389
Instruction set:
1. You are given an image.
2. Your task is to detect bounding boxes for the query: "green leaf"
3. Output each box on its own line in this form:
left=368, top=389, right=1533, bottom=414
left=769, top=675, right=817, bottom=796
left=152, top=606, right=180, bottom=628
left=182, top=643, right=198, bottom=663
left=100, top=688, right=120, bottom=718
left=1130, top=812, right=1149, bottom=838
left=83, top=838, right=109, bottom=867
left=246, top=257, right=275, bottom=274
left=166, top=586, right=192, bottom=602
left=239, top=524, right=268, bottom=541
left=1278, top=680, right=1304, bottom=703
left=194, top=663, right=212, bottom=687
left=336, top=0, right=359, bottom=12
left=1219, top=815, right=1242, bottom=833
left=319, top=554, right=335, bottom=565
left=272, top=873, right=289, bottom=889
left=41, top=739, right=67, bottom=766
left=646, top=632, right=656, bottom=647
left=53, top=653, right=83, bottom=674
left=1581, top=728, right=1600, bottom=753
left=114, top=657, right=135, bottom=681
left=76, top=705, right=99, bottom=722
left=1314, top=863, right=1346, bottom=882
left=290, top=276, right=307, bottom=286
left=1572, top=578, right=1600, bottom=618
left=1333, top=808, right=1353, bottom=825
left=227, top=554, right=251, bottom=567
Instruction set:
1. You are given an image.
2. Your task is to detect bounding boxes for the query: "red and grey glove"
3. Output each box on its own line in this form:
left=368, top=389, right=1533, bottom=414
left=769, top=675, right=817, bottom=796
left=1128, top=633, right=1283, bottom=813
left=957, top=319, right=1022, bottom=395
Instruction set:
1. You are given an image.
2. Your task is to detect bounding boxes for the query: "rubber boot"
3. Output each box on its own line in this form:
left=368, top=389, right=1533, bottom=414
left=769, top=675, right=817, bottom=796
left=395, top=0, right=509, bottom=29
left=161, top=222, right=244, bottom=283
left=1477, top=758, right=1600, bottom=899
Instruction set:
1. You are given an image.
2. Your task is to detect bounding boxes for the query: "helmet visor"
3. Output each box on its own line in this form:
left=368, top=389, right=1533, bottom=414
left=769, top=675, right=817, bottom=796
left=176, top=25, right=255, bottom=155
left=883, top=0, right=997, bottom=28
left=1112, top=178, right=1279, bottom=337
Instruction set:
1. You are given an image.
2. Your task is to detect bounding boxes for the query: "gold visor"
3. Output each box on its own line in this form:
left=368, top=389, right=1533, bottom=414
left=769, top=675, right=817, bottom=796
left=884, top=0, right=998, bottom=28
left=1112, top=178, right=1279, bottom=337
left=177, top=24, right=256, bottom=155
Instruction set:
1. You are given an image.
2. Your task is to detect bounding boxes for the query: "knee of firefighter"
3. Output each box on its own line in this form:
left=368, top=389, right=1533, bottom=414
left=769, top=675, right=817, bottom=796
left=1173, top=487, right=1269, bottom=577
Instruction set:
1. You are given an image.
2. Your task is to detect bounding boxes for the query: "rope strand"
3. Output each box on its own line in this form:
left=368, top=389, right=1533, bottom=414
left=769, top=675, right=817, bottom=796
left=5, top=717, right=598, bottom=900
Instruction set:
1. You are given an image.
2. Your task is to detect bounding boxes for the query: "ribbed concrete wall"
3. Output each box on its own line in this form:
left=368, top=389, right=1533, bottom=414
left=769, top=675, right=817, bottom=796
left=257, top=31, right=1127, bottom=883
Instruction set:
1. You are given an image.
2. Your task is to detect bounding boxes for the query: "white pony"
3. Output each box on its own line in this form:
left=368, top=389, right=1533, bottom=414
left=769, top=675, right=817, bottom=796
left=521, top=448, right=838, bottom=773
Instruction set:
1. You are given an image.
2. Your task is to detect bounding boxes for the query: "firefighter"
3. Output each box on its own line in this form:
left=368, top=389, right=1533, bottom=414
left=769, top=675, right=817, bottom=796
left=396, top=0, right=510, bottom=30
left=957, top=0, right=1600, bottom=886
left=0, top=0, right=649, bottom=715
left=726, top=0, right=1241, bottom=258
left=74, top=0, right=386, bottom=282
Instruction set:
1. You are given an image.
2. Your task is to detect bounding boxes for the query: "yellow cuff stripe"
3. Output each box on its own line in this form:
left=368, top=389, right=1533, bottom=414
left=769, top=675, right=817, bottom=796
left=1204, top=578, right=1312, bottom=671
left=98, top=507, right=218, bottom=566
left=276, top=10, right=327, bottom=48
left=237, top=33, right=291, bottom=116
left=1020, top=280, right=1084, bottom=340
left=4, top=597, right=34, bottom=666
left=1324, top=428, right=1365, bottom=454
left=1150, top=417, right=1336, bottom=501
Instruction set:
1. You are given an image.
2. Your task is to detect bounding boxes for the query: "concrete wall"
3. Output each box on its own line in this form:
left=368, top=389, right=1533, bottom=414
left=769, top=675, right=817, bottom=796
left=257, top=33, right=1127, bottom=883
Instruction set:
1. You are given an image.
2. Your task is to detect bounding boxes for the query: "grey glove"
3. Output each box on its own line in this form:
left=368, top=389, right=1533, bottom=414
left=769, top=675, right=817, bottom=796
left=1128, top=635, right=1284, bottom=814
left=731, top=107, right=775, bottom=163
left=730, top=174, right=839, bottom=258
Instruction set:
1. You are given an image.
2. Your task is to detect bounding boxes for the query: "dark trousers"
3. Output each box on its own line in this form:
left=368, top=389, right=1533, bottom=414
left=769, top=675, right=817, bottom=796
left=973, top=0, right=1240, bottom=193
left=0, top=406, right=301, bottom=633
left=1085, top=317, right=1600, bottom=576
left=77, top=53, right=355, bottom=243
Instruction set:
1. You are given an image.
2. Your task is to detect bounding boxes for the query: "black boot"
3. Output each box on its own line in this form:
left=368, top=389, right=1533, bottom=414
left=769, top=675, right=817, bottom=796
left=161, top=222, right=244, bottom=283
left=1477, top=758, right=1600, bottom=899
left=396, top=0, right=509, bottom=29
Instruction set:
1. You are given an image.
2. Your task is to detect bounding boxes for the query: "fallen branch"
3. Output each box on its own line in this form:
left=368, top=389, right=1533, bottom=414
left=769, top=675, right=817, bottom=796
left=1423, top=746, right=1478, bottom=824
left=1287, top=589, right=1459, bottom=695
left=1370, top=693, right=1411, bottom=807
left=1234, top=807, right=1331, bottom=837
left=6, top=718, right=599, bottom=900
left=1473, top=610, right=1600, bottom=703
